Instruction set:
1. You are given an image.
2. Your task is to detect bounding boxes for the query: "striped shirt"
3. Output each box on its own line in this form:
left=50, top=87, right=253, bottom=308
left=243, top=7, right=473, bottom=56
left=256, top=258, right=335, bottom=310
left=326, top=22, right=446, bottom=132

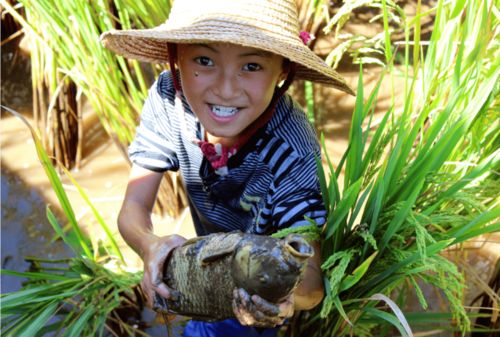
left=129, top=71, right=326, bottom=235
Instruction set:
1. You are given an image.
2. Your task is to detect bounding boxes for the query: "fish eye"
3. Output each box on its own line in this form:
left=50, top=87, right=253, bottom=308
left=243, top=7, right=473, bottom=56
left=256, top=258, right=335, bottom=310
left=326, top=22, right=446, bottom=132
left=258, top=273, right=269, bottom=284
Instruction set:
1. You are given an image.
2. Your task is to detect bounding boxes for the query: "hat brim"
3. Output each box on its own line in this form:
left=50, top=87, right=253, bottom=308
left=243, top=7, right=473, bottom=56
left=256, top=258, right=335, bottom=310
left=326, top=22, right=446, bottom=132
left=101, top=25, right=355, bottom=96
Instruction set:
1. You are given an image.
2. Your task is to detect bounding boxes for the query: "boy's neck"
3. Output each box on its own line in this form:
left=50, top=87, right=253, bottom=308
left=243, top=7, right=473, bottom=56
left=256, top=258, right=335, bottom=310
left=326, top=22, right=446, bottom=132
left=206, top=133, right=237, bottom=148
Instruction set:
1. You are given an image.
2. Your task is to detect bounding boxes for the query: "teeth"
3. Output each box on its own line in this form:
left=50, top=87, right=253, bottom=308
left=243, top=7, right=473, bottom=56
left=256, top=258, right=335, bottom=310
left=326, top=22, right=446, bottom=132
left=211, top=105, right=238, bottom=117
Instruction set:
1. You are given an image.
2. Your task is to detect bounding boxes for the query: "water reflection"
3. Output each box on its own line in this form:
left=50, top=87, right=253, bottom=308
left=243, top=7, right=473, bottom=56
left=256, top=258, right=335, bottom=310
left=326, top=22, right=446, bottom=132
left=1, top=169, right=71, bottom=293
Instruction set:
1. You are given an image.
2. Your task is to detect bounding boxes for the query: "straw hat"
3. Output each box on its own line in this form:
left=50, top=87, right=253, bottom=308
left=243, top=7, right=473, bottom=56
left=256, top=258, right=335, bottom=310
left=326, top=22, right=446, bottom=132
left=100, top=0, right=354, bottom=95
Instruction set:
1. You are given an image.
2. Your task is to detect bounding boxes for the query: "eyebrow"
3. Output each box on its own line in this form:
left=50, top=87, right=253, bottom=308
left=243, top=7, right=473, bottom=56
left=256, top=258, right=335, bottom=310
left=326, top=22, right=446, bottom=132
left=194, top=43, right=274, bottom=58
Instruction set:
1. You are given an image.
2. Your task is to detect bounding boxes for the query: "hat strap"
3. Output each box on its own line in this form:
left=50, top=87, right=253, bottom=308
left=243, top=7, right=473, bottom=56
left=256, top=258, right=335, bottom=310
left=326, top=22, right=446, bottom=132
left=167, top=43, right=182, bottom=93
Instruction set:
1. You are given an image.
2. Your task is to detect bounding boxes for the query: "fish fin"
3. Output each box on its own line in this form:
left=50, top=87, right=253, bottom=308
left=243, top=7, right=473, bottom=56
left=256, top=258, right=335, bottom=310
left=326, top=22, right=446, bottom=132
left=181, top=236, right=204, bottom=246
left=199, top=232, right=241, bottom=265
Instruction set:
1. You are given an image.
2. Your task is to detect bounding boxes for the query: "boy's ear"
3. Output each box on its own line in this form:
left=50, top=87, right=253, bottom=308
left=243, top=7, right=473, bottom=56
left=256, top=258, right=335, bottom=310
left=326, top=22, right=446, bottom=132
left=278, top=73, right=287, bottom=84
left=279, top=59, right=292, bottom=83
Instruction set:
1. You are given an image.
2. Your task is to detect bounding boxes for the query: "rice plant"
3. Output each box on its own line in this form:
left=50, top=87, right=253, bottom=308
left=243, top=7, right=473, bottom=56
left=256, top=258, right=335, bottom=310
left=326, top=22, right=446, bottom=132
left=277, top=0, right=499, bottom=335
left=0, top=106, right=144, bottom=337
left=1, top=0, right=498, bottom=336
left=1, top=0, right=187, bottom=216
left=324, top=0, right=406, bottom=69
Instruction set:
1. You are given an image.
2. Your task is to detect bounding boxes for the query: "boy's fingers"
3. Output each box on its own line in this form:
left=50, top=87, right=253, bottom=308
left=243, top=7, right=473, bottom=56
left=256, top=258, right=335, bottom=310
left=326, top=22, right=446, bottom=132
left=237, top=288, right=251, bottom=307
left=277, top=296, right=294, bottom=318
left=233, top=289, right=259, bottom=326
left=154, top=282, right=181, bottom=302
left=252, top=310, right=282, bottom=327
left=152, top=292, right=169, bottom=312
left=233, top=288, right=288, bottom=327
left=154, top=282, right=171, bottom=299
left=251, top=295, right=280, bottom=316
left=232, top=301, right=252, bottom=325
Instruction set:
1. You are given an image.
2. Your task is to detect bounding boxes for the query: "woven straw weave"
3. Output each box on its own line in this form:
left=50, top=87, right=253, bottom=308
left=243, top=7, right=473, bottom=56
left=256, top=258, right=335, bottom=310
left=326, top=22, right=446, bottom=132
left=100, top=0, right=354, bottom=95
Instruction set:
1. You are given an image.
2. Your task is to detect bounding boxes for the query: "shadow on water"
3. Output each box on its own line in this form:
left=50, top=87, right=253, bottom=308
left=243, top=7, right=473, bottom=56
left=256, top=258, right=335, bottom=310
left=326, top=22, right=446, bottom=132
left=0, top=168, right=72, bottom=293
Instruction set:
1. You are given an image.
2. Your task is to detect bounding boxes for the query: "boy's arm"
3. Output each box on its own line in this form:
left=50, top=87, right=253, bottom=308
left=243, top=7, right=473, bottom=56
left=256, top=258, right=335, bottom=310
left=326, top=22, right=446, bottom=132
left=118, top=164, right=186, bottom=306
left=292, top=240, right=324, bottom=310
left=118, top=164, right=162, bottom=257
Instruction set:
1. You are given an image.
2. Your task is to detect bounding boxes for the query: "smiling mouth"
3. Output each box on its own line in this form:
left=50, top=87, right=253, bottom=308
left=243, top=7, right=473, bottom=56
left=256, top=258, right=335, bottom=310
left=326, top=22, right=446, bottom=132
left=210, top=105, right=239, bottom=118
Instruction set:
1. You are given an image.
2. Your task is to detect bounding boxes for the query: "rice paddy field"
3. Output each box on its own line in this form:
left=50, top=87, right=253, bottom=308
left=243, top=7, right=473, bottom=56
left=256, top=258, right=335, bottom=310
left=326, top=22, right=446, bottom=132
left=1, top=0, right=498, bottom=336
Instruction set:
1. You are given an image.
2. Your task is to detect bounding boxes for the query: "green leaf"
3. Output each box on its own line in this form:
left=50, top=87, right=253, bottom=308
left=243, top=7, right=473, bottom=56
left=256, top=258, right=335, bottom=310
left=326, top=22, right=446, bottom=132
left=59, top=165, right=124, bottom=262
left=450, top=208, right=500, bottom=243
left=364, top=307, right=409, bottom=337
left=450, top=0, right=466, bottom=19
left=381, top=0, right=393, bottom=63
left=320, top=133, right=340, bottom=206
left=364, top=239, right=454, bottom=295
left=305, top=80, right=315, bottom=124
left=345, top=65, right=364, bottom=188
left=325, top=179, right=363, bottom=240
left=339, top=251, right=378, bottom=292
left=333, top=295, right=352, bottom=326
left=0, top=269, right=69, bottom=281
left=379, top=180, right=423, bottom=253
left=315, top=150, right=330, bottom=214
left=361, top=106, right=391, bottom=174
left=423, top=152, right=498, bottom=215
left=15, top=301, right=59, bottom=337
left=46, top=207, right=81, bottom=257
left=66, top=306, right=95, bottom=337
left=367, top=293, right=413, bottom=337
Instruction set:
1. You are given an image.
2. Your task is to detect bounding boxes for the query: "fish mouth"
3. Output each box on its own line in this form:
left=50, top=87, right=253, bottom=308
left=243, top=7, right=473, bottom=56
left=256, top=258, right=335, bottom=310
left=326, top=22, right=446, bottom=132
left=284, top=234, right=313, bottom=260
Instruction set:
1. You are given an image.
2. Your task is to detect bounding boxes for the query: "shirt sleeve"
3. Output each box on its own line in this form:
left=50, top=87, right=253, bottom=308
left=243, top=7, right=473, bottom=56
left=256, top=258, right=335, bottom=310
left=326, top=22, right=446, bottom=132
left=256, top=150, right=327, bottom=234
left=128, top=72, right=180, bottom=172
left=273, top=151, right=327, bottom=228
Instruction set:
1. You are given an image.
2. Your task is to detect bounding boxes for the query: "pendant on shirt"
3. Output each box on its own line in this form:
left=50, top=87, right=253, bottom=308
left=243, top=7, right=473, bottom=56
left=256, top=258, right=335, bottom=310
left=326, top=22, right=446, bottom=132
left=198, top=141, right=237, bottom=176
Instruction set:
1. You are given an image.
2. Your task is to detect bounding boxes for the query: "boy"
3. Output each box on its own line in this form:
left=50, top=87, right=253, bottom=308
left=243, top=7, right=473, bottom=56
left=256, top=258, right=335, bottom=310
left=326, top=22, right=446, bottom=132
left=101, top=0, right=353, bottom=336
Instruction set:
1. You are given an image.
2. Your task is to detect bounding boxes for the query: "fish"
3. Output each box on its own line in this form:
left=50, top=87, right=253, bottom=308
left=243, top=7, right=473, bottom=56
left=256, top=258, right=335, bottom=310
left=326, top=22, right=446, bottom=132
left=153, top=231, right=313, bottom=321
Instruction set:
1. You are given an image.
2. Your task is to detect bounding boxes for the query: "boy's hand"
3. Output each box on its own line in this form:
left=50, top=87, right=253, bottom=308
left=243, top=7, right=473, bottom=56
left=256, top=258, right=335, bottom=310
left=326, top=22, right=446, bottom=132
left=232, top=288, right=294, bottom=327
left=141, top=234, right=186, bottom=308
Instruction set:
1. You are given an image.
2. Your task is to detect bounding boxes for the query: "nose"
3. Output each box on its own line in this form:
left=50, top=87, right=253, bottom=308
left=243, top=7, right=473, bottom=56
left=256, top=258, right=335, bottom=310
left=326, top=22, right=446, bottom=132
left=284, top=234, right=313, bottom=260
left=214, top=68, right=241, bottom=100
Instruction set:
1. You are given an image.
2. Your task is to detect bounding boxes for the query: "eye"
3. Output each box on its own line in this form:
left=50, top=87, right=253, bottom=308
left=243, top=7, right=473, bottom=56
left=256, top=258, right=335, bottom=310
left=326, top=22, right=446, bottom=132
left=258, top=273, right=269, bottom=284
left=243, top=63, right=262, bottom=72
left=194, top=56, right=214, bottom=67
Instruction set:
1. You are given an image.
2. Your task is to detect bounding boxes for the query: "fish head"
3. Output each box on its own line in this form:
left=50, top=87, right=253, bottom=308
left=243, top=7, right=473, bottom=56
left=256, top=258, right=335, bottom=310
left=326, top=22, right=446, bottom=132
left=231, top=234, right=313, bottom=303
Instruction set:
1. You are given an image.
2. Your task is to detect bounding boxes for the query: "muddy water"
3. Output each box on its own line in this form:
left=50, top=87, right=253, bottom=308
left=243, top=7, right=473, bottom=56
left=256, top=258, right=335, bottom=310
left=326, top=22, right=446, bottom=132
left=1, top=42, right=73, bottom=292
left=1, top=169, right=72, bottom=293
left=1, top=35, right=498, bottom=336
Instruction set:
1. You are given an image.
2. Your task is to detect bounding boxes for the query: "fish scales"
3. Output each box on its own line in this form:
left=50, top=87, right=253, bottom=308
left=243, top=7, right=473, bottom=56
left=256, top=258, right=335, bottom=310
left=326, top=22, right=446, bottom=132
left=158, top=231, right=313, bottom=321
left=164, top=234, right=236, bottom=319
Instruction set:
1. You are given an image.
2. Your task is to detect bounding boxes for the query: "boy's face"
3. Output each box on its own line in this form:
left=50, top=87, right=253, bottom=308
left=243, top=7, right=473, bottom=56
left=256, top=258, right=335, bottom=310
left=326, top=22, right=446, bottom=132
left=177, top=43, right=287, bottom=146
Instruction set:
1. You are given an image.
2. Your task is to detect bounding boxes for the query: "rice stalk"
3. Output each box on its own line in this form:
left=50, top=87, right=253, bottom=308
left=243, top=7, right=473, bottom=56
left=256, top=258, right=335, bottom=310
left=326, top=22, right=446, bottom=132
left=1, top=0, right=187, bottom=216
left=0, top=106, right=143, bottom=336
left=283, top=0, right=500, bottom=335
